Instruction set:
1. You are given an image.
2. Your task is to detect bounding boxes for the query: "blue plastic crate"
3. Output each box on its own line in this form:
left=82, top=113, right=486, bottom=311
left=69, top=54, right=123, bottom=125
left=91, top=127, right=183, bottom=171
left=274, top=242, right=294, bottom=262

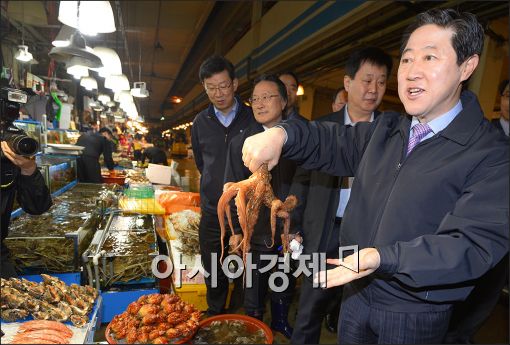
left=100, top=288, right=159, bottom=322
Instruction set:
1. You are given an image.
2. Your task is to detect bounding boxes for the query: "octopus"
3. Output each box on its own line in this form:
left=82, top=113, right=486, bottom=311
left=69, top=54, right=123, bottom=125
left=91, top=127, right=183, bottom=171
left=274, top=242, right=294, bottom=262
left=217, top=163, right=298, bottom=264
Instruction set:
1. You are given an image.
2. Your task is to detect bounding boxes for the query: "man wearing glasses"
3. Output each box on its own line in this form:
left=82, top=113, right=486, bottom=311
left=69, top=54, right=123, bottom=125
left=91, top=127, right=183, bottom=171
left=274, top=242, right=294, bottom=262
left=191, top=55, right=255, bottom=316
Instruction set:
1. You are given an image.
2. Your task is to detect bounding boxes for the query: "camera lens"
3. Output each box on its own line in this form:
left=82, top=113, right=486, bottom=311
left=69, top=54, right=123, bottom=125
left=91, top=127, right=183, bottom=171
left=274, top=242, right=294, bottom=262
left=8, top=135, right=39, bottom=156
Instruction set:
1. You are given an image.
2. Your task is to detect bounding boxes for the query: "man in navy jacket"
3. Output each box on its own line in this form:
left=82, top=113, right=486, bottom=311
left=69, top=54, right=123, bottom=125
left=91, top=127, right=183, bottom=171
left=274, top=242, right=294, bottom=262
left=240, top=9, right=509, bottom=344
left=290, top=46, right=392, bottom=344
left=191, top=55, right=255, bottom=316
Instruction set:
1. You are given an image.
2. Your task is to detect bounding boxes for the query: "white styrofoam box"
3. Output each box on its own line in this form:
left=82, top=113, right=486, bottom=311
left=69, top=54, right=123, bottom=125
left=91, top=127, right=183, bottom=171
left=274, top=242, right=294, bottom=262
left=145, top=163, right=172, bottom=185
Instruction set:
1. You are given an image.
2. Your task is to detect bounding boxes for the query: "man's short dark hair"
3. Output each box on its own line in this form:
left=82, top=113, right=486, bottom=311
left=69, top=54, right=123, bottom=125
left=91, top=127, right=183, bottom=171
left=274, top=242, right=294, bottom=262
left=253, top=74, right=288, bottom=105
left=99, top=127, right=113, bottom=136
left=345, top=46, right=393, bottom=79
left=277, top=71, right=300, bottom=88
left=498, top=79, right=509, bottom=96
left=332, top=87, right=346, bottom=102
left=199, top=55, right=236, bottom=82
left=400, top=8, right=484, bottom=66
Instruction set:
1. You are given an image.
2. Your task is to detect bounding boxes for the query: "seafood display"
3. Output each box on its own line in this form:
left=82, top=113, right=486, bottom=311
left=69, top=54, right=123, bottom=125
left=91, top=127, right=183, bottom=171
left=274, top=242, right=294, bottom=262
left=8, top=320, right=73, bottom=344
left=192, top=319, right=268, bottom=344
left=0, top=274, right=98, bottom=327
left=86, top=213, right=158, bottom=287
left=167, top=210, right=201, bottom=256
left=108, top=293, right=202, bottom=344
left=217, top=164, right=298, bottom=264
left=5, top=183, right=119, bottom=273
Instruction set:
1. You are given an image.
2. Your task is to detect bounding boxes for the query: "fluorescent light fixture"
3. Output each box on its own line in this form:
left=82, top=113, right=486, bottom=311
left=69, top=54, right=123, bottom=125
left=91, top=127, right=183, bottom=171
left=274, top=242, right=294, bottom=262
left=131, top=82, right=149, bottom=98
left=15, top=45, right=33, bottom=62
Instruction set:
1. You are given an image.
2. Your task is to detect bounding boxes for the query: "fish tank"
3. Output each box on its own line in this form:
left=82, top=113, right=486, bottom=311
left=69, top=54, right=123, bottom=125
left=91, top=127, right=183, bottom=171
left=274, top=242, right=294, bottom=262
left=6, top=183, right=122, bottom=274
left=36, top=154, right=77, bottom=194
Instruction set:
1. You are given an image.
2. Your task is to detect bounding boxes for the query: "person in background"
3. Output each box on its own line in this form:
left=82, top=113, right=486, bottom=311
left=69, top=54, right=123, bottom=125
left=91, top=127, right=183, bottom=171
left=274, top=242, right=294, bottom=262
left=240, top=9, right=508, bottom=344
left=332, top=87, right=348, bottom=113
left=76, top=127, right=115, bottom=183
left=290, top=46, right=392, bottom=343
left=278, top=71, right=307, bottom=121
left=132, top=133, right=143, bottom=162
left=492, top=79, right=509, bottom=136
left=1, top=89, right=52, bottom=278
left=141, top=139, right=168, bottom=166
left=191, top=55, right=256, bottom=316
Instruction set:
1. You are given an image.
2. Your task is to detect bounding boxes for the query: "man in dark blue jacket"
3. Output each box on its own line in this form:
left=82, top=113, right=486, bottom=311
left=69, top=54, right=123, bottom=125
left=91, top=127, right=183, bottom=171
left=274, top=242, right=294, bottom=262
left=76, top=127, right=115, bottom=182
left=290, top=46, right=392, bottom=344
left=191, top=55, right=255, bottom=316
left=240, top=9, right=509, bottom=344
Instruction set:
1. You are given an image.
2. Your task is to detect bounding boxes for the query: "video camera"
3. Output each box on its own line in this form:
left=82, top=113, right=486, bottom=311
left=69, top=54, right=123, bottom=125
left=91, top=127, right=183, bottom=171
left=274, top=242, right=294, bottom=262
left=0, top=87, right=39, bottom=157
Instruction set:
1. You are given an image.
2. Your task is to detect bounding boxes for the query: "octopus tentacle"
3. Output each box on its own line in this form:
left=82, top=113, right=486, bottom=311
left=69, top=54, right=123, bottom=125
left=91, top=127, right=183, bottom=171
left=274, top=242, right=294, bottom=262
left=218, top=184, right=240, bottom=262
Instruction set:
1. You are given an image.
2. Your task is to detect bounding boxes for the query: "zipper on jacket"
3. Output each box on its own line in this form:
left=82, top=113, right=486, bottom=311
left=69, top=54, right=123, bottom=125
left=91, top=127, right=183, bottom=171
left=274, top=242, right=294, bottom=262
left=367, top=136, right=406, bottom=246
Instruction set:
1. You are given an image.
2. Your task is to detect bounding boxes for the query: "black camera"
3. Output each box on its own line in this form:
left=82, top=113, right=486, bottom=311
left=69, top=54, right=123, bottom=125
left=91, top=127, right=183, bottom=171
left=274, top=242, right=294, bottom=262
left=0, top=87, right=39, bottom=157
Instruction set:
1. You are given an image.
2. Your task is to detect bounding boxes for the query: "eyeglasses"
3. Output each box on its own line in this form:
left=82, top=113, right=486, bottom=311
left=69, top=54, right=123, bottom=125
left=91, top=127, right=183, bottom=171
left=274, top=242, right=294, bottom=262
left=204, top=82, right=232, bottom=94
left=249, top=94, right=280, bottom=104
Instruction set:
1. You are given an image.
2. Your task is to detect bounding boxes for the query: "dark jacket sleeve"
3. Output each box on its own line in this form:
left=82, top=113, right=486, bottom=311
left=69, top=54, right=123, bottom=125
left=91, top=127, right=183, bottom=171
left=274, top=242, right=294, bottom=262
left=102, top=138, right=115, bottom=170
left=191, top=117, right=204, bottom=174
left=280, top=118, right=375, bottom=176
left=287, top=166, right=311, bottom=236
left=16, top=169, right=52, bottom=215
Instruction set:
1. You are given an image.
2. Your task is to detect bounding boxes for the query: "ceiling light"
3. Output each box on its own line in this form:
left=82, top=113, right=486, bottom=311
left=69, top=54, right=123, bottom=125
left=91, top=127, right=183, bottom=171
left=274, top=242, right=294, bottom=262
left=170, top=96, right=182, bottom=104
left=67, top=64, right=89, bottom=79
left=52, top=25, right=75, bottom=47
left=297, top=85, right=304, bottom=96
left=15, top=45, right=33, bottom=62
left=105, top=74, right=130, bottom=92
left=91, top=47, right=122, bottom=78
left=131, top=82, right=149, bottom=98
left=80, top=76, right=97, bottom=90
left=118, top=90, right=134, bottom=105
left=106, top=101, right=116, bottom=108
left=48, top=30, right=102, bottom=68
left=98, top=94, right=111, bottom=104
left=58, top=1, right=116, bottom=36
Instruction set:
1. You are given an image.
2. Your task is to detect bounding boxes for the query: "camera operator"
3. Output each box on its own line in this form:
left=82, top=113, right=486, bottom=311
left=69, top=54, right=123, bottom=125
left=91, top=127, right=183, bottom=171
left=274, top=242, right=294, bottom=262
left=1, top=87, right=52, bottom=278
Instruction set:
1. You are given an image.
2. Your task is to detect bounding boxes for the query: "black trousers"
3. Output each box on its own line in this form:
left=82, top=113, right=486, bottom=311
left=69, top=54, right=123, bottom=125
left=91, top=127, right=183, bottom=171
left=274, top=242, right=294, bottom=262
left=338, top=283, right=452, bottom=344
left=244, top=249, right=296, bottom=315
left=77, top=156, right=102, bottom=183
left=292, top=218, right=343, bottom=344
left=444, top=254, right=509, bottom=343
left=199, top=212, right=236, bottom=315
left=292, top=273, right=343, bottom=343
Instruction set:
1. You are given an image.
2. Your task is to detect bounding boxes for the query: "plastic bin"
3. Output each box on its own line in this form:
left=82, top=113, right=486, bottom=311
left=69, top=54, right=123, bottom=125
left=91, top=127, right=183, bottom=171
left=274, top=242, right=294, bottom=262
left=174, top=283, right=234, bottom=312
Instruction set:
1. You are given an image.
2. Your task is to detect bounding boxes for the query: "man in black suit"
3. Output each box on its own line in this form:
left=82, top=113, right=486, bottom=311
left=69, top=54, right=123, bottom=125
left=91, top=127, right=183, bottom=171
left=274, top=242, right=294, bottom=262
left=491, top=79, right=509, bottom=136
left=290, top=46, right=393, bottom=344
